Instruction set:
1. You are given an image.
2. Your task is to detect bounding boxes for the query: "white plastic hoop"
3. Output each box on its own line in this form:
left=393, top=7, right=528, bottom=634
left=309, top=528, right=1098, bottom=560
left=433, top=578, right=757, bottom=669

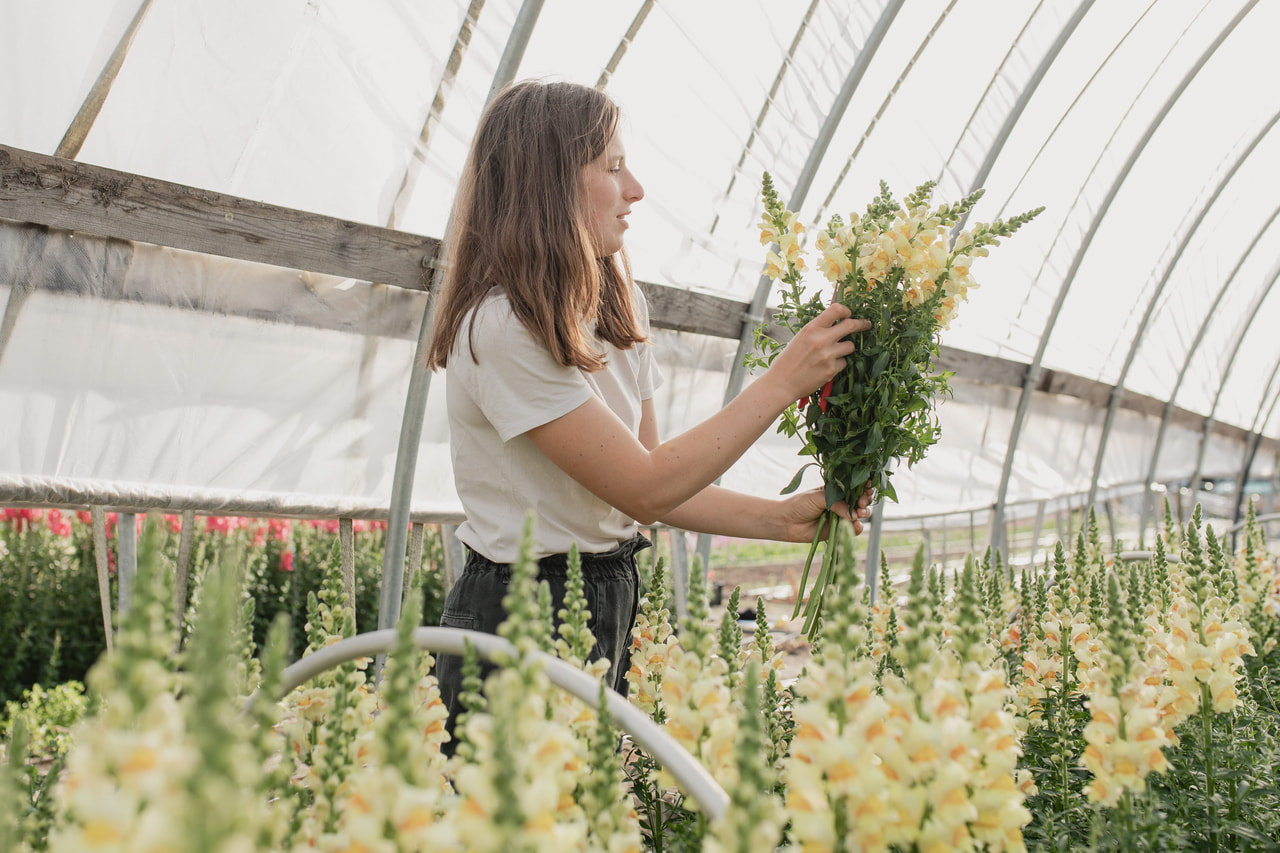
left=249, top=626, right=730, bottom=820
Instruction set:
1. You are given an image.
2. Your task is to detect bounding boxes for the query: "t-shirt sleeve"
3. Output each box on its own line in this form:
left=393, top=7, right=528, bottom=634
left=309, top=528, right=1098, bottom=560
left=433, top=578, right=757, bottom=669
left=632, top=284, right=665, bottom=400
left=455, top=300, right=593, bottom=443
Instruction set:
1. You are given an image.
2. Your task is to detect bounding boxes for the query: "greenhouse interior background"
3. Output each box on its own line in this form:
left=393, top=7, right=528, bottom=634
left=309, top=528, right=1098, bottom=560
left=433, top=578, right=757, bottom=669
left=7, top=1, right=1280, bottom=851
left=5, top=0, right=1280, bottom=611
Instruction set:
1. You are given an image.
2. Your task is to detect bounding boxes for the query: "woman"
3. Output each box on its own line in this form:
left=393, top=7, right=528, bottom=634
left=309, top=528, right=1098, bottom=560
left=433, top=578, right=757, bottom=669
left=425, top=80, right=871, bottom=731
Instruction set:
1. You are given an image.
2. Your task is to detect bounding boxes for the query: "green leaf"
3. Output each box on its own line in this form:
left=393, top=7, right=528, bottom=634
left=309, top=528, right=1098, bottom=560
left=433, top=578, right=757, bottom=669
left=824, top=477, right=844, bottom=509
left=780, top=463, right=818, bottom=495
left=866, top=422, right=883, bottom=455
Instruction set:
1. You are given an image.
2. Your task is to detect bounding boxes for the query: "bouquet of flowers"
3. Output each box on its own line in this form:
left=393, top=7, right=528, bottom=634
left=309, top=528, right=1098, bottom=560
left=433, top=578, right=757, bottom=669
left=747, top=173, right=1042, bottom=635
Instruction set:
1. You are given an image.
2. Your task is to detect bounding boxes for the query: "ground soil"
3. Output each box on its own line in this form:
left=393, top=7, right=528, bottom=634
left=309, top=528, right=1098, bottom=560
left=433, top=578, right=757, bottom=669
left=703, top=561, right=817, bottom=680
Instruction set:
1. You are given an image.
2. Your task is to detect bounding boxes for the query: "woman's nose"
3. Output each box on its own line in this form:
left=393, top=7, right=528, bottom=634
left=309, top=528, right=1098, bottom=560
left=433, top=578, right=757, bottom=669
left=627, top=173, right=644, bottom=202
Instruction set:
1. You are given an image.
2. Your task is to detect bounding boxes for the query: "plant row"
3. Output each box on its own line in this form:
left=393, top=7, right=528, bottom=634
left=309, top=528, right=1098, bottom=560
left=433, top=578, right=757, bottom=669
left=1, top=500, right=1278, bottom=851
left=0, top=510, right=445, bottom=708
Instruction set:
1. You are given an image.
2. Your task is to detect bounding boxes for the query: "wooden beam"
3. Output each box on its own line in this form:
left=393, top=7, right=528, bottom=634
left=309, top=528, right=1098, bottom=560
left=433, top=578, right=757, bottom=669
left=0, top=144, right=1273, bottom=457
left=936, top=345, right=1024, bottom=389
left=641, top=282, right=747, bottom=338
left=0, top=144, right=747, bottom=339
left=0, top=144, right=438, bottom=289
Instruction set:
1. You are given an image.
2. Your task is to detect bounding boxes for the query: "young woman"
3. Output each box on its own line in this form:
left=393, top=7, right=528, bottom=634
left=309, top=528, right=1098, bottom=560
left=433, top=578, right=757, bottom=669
left=424, top=80, right=872, bottom=732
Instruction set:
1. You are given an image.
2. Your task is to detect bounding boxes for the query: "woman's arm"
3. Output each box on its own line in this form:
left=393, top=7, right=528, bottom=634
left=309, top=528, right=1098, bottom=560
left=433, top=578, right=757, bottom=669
left=526, top=302, right=868, bottom=525
left=654, top=483, right=870, bottom=541
left=636, top=399, right=872, bottom=539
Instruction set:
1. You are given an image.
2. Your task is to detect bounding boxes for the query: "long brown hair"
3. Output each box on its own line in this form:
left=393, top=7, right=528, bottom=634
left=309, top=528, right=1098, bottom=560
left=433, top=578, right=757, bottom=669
left=425, top=80, right=646, bottom=371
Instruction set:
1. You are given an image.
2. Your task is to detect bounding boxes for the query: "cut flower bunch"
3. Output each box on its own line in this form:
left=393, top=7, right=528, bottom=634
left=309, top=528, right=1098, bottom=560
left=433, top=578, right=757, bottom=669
left=747, top=174, right=1042, bottom=633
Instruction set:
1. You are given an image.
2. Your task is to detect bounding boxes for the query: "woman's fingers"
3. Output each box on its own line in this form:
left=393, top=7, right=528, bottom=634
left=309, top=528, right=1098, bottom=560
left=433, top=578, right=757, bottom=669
left=827, top=498, right=854, bottom=522
left=777, top=305, right=870, bottom=397
left=857, top=481, right=875, bottom=513
left=814, top=303, right=870, bottom=345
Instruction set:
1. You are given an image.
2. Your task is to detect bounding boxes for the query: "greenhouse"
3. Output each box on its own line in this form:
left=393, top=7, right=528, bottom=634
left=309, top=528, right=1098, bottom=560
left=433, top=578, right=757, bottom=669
left=3, top=1, right=1279, bottom=850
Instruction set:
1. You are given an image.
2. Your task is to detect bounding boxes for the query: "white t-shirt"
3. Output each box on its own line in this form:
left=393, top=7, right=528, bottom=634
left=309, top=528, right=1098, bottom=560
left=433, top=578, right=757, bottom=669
left=446, top=285, right=664, bottom=562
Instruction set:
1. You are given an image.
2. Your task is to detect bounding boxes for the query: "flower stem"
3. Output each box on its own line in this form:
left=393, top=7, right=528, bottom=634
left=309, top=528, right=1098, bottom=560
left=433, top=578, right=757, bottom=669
left=791, top=511, right=830, bottom=621
left=803, top=515, right=842, bottom=640
left=1058, top=624, right=1072, bottom=817
left=1201, top=681, right=1218, bottom=853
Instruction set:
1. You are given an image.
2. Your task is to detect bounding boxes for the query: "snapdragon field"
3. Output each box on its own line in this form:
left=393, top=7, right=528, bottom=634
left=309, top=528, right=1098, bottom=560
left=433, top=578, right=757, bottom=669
left=2, top=502, right=1278, bottom=852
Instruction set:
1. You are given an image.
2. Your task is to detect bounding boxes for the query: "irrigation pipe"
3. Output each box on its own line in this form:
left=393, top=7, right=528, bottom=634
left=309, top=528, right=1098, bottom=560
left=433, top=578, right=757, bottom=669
left=247, top=626, right=730, bottom=821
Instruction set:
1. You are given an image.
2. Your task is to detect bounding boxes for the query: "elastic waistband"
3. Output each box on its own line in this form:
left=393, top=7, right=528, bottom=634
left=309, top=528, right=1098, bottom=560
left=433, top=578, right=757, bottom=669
left=465, top=533, right=651, bottom=580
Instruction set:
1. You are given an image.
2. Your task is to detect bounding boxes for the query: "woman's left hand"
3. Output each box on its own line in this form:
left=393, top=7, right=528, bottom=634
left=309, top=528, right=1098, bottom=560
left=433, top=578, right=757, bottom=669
left=781, top=482, right=875, bottom=542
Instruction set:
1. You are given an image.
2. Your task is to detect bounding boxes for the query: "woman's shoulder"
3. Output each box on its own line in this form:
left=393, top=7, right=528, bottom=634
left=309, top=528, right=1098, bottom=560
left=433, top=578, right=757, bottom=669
left=464, top=289, right=523, bottom=341
left=629, top=280, right=652, bottom=328
left=456, top=288, right=550, bottom=365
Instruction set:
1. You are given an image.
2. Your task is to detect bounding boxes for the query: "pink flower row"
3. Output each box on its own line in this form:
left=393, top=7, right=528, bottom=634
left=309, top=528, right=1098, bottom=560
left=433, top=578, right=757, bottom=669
left=0, top=508, right=389, bottom=542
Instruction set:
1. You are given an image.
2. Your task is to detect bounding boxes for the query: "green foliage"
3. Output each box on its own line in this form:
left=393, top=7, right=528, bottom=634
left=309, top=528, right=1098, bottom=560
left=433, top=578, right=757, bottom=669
left=0, top=511, right=448, bottom=706
left=0, top=682, right=89, bottom=763
left=0, top=513, right=109, bottom=708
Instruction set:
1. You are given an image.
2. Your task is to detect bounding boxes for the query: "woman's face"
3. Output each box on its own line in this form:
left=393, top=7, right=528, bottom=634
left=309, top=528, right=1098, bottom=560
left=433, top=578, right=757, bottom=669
left=583, top=131, right=644, bottom=257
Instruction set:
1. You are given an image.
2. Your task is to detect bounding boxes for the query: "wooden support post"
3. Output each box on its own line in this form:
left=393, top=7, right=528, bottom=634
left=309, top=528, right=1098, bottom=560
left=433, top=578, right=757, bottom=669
left=90, top=506, right=113, bottom=653
left=940, top=517, right=947, bottom=574
left=441, top=524, right=465, bottom=599
left=173, top=508, right=195, bottom=650
left=669, top=530, right=690, bottom=623
left=1029, top=500, right=1046, bottom=569
left=403, top=522, right=425, bottom=609
left=117, top=512, right=137, bottom=623
left=340, top=518, right=355, bottom=622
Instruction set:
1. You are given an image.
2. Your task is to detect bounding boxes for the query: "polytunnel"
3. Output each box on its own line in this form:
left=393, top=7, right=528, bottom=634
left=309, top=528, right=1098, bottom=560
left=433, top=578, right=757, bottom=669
left=4, top=0, right=1280, bottom=628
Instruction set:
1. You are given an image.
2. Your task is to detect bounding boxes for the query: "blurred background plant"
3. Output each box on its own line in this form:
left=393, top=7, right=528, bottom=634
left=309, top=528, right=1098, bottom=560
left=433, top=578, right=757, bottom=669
left=0, top=508, right=447, bottom=709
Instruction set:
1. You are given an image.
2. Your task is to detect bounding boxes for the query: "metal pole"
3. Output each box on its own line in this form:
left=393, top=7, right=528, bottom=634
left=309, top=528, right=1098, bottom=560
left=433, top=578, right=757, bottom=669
left=950, top=0, right=1094, bottom=232
left=706, top=0, right=820, bottom=234
left=813, top=0, right=959, bottom=227
left=403, top=522, right=425, bottom=607
left=377, top=0, right=546, bottom=636
left=722, top=0, right=906, bottom=407
left=1029, top=499, right=1045, bottom=569
left=864, top=499, right=886, bottom=602
left=486, top=0, right=544, bottom=104
left=669, top=530, right=690, bottom=623
left=1137, top=205, right=1280, bottom=542
left=1229, top=352, right=1280, bottom=544
left=595, top=0, right=656, bottom=90
left=55, top=0, right=154, bottom=160
left=340, top=517, right=356, bottom=620
left=991, top=2, right=1256, bottom=542
left=1087, top=111, right=1280, bottom=507
left=940, top=514, right=948, bottom=572
left=1186, top=263, right=1280, bottom=502
left=385, top=0, right=487, bottom=230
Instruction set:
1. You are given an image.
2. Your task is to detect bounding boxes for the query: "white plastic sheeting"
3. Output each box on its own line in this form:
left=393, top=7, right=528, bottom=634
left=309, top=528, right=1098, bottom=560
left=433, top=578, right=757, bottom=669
left=3, top=0, right=1280, bottom=523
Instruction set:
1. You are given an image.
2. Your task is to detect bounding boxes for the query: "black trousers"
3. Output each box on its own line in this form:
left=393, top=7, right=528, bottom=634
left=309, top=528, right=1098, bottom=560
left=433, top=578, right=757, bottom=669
left=433, top=533, right=649, bottom=751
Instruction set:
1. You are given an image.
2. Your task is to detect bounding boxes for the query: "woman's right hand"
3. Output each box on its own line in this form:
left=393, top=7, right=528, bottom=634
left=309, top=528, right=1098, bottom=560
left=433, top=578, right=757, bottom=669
left=768, top=302, right=870, bottom=401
